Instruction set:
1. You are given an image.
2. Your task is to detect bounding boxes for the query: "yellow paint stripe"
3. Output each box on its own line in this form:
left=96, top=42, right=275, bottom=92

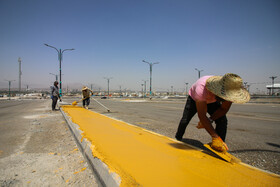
left=62, top=105, right=280, bottom=187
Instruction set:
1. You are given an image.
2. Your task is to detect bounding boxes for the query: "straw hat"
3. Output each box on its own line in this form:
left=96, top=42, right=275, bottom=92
left=206, top=73, right=250, bottom=103
left=82, top=86, right=88, bottom=91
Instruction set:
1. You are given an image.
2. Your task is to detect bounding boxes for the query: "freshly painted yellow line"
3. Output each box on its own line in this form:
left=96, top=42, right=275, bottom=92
left=62, top=105, right=280, bottom=187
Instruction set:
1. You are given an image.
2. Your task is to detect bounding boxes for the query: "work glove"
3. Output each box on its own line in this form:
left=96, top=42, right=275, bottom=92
left=211, top=137, right=228, bottom=153
left=51, top=95, right=53, bottom=99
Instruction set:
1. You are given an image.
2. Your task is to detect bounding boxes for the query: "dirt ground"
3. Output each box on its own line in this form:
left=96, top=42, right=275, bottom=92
left=0, top=100, right=98, bottom=186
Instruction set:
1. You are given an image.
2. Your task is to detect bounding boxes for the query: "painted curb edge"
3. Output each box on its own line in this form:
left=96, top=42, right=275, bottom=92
left=60, top=107, right=121, bottom=187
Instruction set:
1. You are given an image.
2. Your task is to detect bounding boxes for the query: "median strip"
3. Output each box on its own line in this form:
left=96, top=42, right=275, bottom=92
left=61, top=105, right=280, bottom=186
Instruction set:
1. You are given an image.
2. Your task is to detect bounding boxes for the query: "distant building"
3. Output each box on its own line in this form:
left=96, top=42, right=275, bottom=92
left=266, top=83, right=280, bottom=95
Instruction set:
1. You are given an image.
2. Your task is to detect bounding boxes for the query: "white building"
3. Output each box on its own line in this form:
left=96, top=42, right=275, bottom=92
left=266, top=83, right=280, bottom=95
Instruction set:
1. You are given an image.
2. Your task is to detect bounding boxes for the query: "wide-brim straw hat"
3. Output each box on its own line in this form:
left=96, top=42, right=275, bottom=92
left=82, top=86, right=88, bottom=91
left=206, top=73, right=250, bottom=103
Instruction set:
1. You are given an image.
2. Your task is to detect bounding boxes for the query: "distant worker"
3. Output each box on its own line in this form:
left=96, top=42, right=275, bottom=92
left=82, top=86, right=94, bottom=109
left=50, top=81, right=61, bottom=111
left=175, top=73, right=250, bottom=152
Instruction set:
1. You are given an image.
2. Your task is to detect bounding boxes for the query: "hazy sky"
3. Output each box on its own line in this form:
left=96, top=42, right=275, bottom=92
left=0, top=0, right=279, bottom=93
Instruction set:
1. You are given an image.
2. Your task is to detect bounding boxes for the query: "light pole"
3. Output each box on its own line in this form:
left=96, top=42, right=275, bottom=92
left=185, top=82, right=188, bottom=96
left=49, top=73, right=58, bottom=81
left=142, top=60, right=159, bottom=96
left=119, top=85, right=122, bottom=97
left=5, top=79, right=15, bottom=100
left=269, top=76, right=277, bottom=95
left=141, top=84, right=144, bottom=98
left=104, top=77, right=113, bottom=97
left=142, top=80, right=148, bottom=97
left=44, top=44, right=74, bottom=99
left=195, top=68, right=203, bottom=79
left=18, top=57, right=22, bottom=92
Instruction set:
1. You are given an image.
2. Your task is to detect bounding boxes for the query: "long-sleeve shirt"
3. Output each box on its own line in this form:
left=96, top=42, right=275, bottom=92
left=82, top=89, right=93, bottom=98
left=51, top=86, right=60, bottom=97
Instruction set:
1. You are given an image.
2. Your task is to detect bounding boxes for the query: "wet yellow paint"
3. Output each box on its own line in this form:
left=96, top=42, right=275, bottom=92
left=74, top=167, right=87, bottom=174
left=62, top=105, right=280, bottom=187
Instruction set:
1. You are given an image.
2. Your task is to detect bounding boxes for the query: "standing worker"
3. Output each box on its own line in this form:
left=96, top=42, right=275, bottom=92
left=82, top=86, right=94, bottom=109
left=50, top=81, right=61, bottom=111
left=175, top=73, right=250, bottom=152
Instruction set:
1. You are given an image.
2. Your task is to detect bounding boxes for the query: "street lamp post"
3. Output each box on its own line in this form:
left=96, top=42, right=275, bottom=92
left=195, top=68, right=203, bottom=79
left=141, top=84, right=144, bottom=98
left=269, top=76, right=277, bottom=95
left=185, top=82, right=188, bottom=96
left=44, top=44, right=74, bottom=99
left=142, top=60, right=159, bottom=96
left=142, top=80, right=148, bottom=97
left=18, top=58, right=22, bottom=92
left=5, top=79, right=15, bottom=100
left=104, top=77, right=113, bottom=97
left=49, top=73, right=58, bottom=81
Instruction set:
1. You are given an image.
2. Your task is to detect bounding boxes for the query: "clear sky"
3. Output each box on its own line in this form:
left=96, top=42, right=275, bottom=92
left=0, top=0, right=279, bottom=93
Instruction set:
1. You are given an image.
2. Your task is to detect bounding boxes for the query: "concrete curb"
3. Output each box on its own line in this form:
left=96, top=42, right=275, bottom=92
left=59, top=107, right=121, bottom=187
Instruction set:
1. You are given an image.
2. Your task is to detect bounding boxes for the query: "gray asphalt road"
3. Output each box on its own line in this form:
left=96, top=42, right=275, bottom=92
left=0, top=99, right=98, bottom=186
left=70, top=97, right=280, bottom=175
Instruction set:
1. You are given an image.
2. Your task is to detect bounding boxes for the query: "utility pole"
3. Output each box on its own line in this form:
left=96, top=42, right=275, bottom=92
left=195, top=68, right=203, bottom=79
left=44, top=44, right=74, bottom=100
left=269, top=76, right=277, bottom=95
left=18, top=58, right=22, bottom=92
left=5, top=79, right=15, bottom=100
left=104, top=77, right=113, bottom=97
left=142, top=60, right=159, bottom=96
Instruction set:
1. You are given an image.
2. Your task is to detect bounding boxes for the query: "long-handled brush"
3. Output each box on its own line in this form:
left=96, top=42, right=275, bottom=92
left=92, top=97, right=111, bottom=112
left=204, top=143, right=241, bottom=164
left=72, top=97, right=89, bottom=106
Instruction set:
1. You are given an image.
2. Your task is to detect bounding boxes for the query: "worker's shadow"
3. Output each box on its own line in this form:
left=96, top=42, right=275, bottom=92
left=169, top=138, right=221, bottom=159
left=181, top=138, right=206, bottom=150
left=169, top=138, right=207, bottom=151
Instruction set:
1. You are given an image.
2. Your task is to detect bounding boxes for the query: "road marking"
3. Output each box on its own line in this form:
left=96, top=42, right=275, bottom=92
left=228, top=113, right=280, bottom=122
left=149, top=104, right=280, bottom=122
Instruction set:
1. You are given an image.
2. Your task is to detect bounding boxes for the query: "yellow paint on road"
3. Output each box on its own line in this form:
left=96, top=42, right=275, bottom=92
left=62, top=105, right=280, bottom=187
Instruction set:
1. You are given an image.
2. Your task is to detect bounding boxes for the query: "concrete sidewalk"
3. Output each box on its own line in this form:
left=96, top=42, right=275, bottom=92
left=60, top=105, right=280, bottom=187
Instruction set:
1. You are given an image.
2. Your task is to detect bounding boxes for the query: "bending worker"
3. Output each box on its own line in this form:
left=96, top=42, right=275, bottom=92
left=175, top=73, right=250, bottom=152
left=82, top=86, right=94, bottom=109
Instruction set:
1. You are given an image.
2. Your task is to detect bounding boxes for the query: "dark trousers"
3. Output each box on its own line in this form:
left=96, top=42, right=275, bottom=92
left=83, top=98, right=90, bottom=106
left=175, top=96, right=228, bottom=141
left=52, top=96, right=58, bottom=110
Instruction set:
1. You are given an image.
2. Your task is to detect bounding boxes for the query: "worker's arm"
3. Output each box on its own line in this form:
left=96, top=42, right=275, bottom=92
left=90, top=89, right=94, bottom=95
left=210, top=101, right=232, bottom=121
left=196, top=101, right=219, bottom=138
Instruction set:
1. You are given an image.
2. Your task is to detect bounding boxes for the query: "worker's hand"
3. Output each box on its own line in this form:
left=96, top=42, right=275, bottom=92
left=59, top=99, right=62, bottom=102
left=51, top=95, right=53, bottom=99
left=211, top=137, right=228, bottom=153
left=196, top=117, right=213, bottom=129
left=196, top=121, right=204, bottom=129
